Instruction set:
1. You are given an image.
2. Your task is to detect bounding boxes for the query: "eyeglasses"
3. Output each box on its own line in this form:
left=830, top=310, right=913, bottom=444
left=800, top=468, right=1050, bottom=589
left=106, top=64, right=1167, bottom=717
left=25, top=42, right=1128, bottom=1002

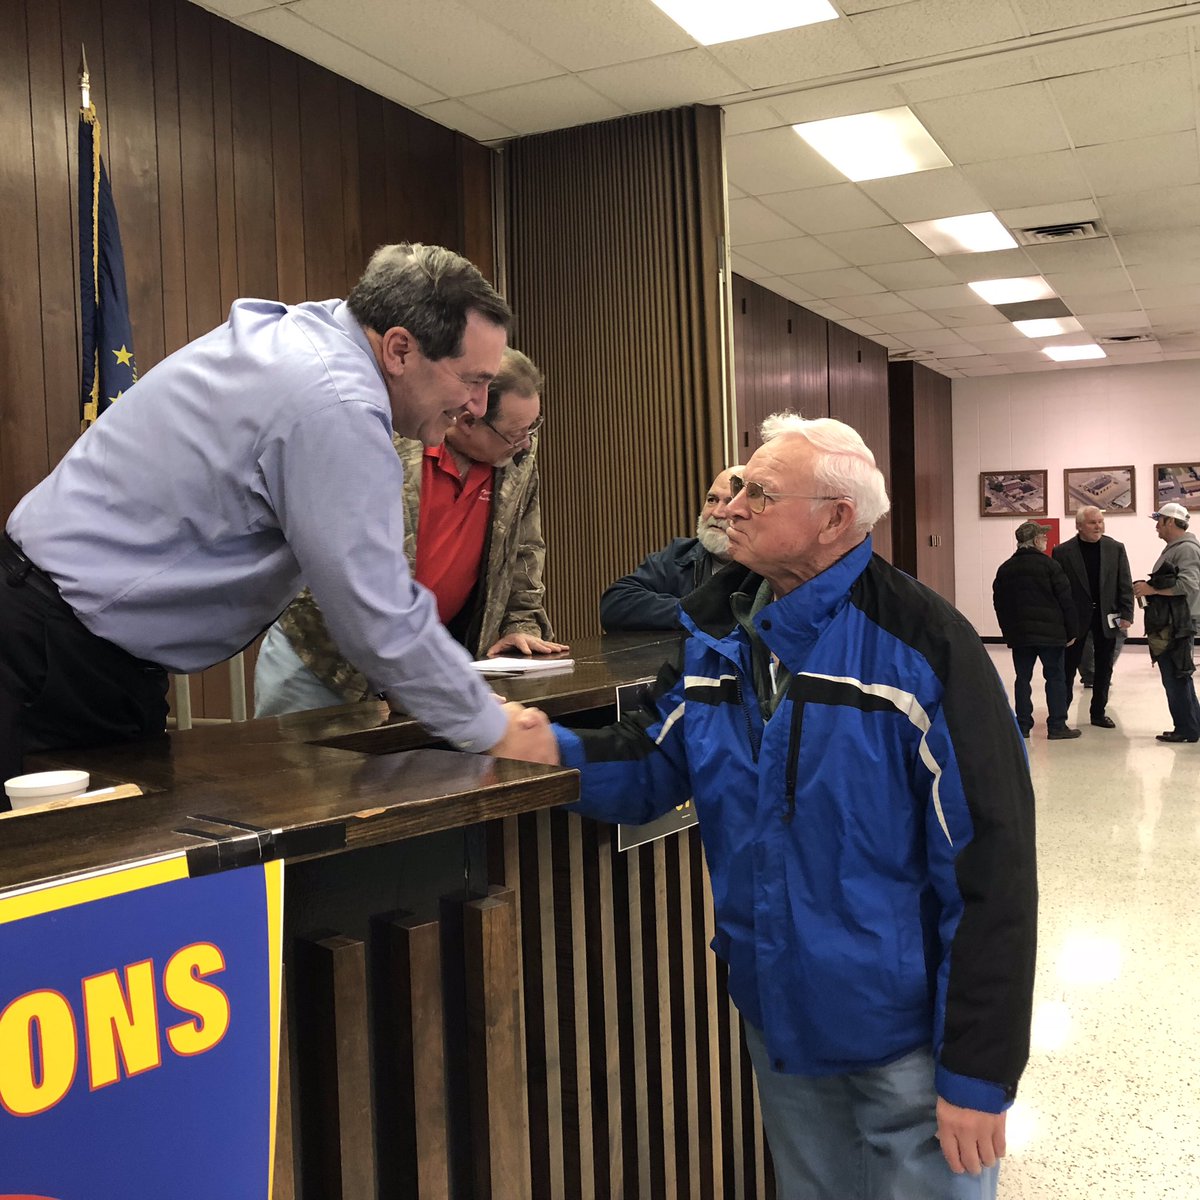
left=482, top=413, right=544, bottom=449
left=728, top=474, right=845, bottom=515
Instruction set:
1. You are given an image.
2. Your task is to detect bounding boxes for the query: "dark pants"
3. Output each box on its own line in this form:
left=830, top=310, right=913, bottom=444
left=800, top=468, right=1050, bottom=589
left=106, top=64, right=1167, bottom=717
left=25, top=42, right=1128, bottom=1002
left=0, top=537, right=169, bottom=790
left=1065, top=617, right=1115, bottom=719
left=1011, top=646, right=1068, bottom=734
left=1157, top=646, right=1200, bottom=740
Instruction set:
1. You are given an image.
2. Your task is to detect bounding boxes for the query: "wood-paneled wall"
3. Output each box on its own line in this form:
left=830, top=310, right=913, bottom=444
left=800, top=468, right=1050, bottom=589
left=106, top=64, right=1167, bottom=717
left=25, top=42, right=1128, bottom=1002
left=1, top=0, right=495, bottom=715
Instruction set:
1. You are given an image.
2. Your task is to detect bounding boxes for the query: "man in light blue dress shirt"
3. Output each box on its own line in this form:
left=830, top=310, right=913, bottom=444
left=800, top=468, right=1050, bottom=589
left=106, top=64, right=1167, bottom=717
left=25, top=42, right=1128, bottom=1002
left=0, top=243, right=544, bottom=778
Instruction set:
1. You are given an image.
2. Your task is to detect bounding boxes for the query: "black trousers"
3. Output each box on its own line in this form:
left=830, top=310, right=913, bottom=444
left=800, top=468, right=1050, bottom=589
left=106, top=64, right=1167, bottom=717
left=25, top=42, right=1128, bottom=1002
left=1064, top=613, right=1115, bottom=718
left=0, top=537, right=169, bottom=788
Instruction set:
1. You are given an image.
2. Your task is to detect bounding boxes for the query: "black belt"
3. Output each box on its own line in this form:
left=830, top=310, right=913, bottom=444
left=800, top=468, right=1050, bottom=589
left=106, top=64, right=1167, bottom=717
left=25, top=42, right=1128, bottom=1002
left=1, top=533, right=67, bottom=607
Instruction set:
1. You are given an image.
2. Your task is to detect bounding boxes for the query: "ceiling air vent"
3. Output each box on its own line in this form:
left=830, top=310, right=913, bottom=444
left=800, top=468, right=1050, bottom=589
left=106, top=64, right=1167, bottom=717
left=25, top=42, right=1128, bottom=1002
left=887, top=348, right=934, bottom=361
left=1096, top=333, right=1155, bottom=344
left=1014, top=221, right=1103, bottom=246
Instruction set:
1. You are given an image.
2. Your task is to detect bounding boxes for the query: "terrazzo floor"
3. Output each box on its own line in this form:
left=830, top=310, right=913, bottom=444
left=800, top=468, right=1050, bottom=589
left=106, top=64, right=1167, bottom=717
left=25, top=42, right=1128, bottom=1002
left=987, top=645, right=1199, bottom=1199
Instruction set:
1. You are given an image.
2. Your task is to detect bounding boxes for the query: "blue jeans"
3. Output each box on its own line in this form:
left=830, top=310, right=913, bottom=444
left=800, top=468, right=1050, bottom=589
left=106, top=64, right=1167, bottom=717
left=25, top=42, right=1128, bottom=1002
left=744, top=1026, right=1000, bottom=1200
left=1010, top=645, right=1068, bottom=733
left=253, top=623, right=347, bottom=717
left=1157, top=647, right=1200, bottom=739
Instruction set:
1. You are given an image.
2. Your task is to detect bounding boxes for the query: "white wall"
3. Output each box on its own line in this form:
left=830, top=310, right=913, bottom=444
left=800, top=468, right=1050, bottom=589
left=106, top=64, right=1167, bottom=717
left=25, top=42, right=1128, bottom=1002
left=952, top=360, right=1200, bottom=637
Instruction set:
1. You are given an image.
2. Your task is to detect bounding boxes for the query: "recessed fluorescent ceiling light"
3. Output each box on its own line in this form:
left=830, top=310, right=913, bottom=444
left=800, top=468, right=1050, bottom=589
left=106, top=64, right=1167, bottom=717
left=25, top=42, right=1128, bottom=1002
left=650, top=0, right=838, bottom=44
left=1013, top=317, right=1083, bottom=339
left=969, top=277, right=1055, bottom=305
left=1043, top=344, right=1106, bottom=361
left=792, top=107, right=950, bottom=182
left=904, top=213, right=1018, bottom=255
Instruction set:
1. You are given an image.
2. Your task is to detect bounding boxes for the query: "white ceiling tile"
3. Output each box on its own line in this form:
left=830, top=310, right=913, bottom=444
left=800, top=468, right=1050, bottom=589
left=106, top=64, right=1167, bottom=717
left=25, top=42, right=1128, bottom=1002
left=1066, top=289, right=1146, bottom=314
left=241, top=7, right=444, bottom=106
left=419, top=99, right=517, bottom=142
left=927, top=304, right=1010, bottom=327
left=898, top=55, right=1045, bottom=103
left=1127, top=260, right=1200, bottom=287
left=1116, top=228, right=1200, bottom=264
left=1021, top=238, right=1123, bottom=273
left=938, top=352, right=997, bottom=365
left=737, top=237, right=849, bottom=275
left=1077, top=310, right=1151, bottom=332
left=962, top=151, right=1092, bottom=211
left=464, top=76, right=623, bottom=135
left=1034, top=23, right=1188, bottom=75
left=730, top=252, right=775, bottom=280
left=1016, top=0, right=1190, bottom=36
left=728, top=183, right=746, bottom=199
left=196, top=0, right=275, bottom=16
left=802, top=300, right=854, bottom=320
left=829, top=292, right=918, bottom=317
left=707, top=20, right=879, bottom=89
left=580, top=48, right=750, bottom=110
left=838, top=0, right=915, bottom=12
left=871, top=311, right=943, bottom=333
left=938, top=248, right=1041, bottom=281
left=998, top=199, right=1101, bottom=229
left=851, top=0, right=1026, bottom=64
left=725, top=127, right=844, bottom=195
left=859, top=168, right=989, bottom=222
left=840, top=317, right=886, bottom=336
left=959, top=365, right=1015, bottom=375
left=1124, top=284, right=1200, bottom=307
left=758, top=184, right=893, bottom=234
left=722, top=98, right=788, bottom=136
left=876, top=334, right=914, bottom=351
left=782, top=268, right=887, bottom=298
left=816, top=224, right=932, bottom=267
left=728, top=198, right=805, bottom=245
left=290, top=0, right=562, bottom=95
left=1044, top=267, right=1134, bottom=295
left=454, top=0, right=694, bottom=72
left=1100, top=185, right=1200, bottom=234
left=1077, top=132, right=1200, bottom=194
left=1048, top=56, right=1195, bottom=147
left=863, top=258, right=961, bottom=289
left=898, top=328, right=976, bottom=349
left=758, top=278, right=819, bottom=306
left=767, top=80, right=908, bottom=126
left=898, top=283, right=992, bottom=311
left=952, top=323, right=1037, bottom=344
left=915, top=84, right=1069, bottom=164
left=1143, top=304, right=1200, bottom=329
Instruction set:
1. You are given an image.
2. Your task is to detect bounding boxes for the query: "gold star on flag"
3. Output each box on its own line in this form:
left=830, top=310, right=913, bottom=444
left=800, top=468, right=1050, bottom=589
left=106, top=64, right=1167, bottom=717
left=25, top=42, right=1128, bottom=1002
left=108, top=390, right=125, bottom=404
left=113, top=345, right=134, bottom=367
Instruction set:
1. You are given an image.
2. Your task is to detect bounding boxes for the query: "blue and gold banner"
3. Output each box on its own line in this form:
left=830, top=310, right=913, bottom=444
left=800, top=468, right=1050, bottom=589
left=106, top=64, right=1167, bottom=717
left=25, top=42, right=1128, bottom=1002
left=0, top=856, right=283, bottom=1199
left=78, top=104, right=137, bottom=429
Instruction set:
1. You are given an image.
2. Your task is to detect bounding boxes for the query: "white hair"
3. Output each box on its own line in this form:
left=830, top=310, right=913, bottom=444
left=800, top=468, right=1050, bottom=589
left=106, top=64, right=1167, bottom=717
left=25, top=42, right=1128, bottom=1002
left=759, top=411, right=891, bottom=534
left=1075, top=505, right=1103, bottom=526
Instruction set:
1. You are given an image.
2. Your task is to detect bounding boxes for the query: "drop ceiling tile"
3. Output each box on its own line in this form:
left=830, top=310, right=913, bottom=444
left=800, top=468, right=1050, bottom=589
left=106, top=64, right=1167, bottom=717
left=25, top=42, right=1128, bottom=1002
left=1077, top=132, right=1200, bottom=194
left=816, top=224, right=931, bottom=267
left=952, top=323, right=1037, bottom=344
left=876, top=334, right=914, bottom=351
left=1100, top=185, right=1200, bottom=234
left=728, top=198, right=805, bottom=245
left=580, top=49, right=750, bottom=110
left=898, top=284, right=992, bottom=311
left=730, top=252, right=775, bottom=281
left=1043, top=267, right=1134, bottom=296
left=828, top=292, right=918, bottom=318
left=726, top=127, right=844, bottom=195
left=707, top=20, right=879, bottom=89
left=1143, top=304, right=1200, bottom=329
left=1016, top=0, right=1189, bottom=36
left=464, top=76, right=623, bottom=135
left=758, top=278, right=819, bottom=306
left=803, top=300, right=854, bottom=321
left=963, top=151, right=1093, bottom=211
left=993, top=298, right=1072, bottom=321
left=839, top=0, right=913, bottom=14
left=1021, top=238, right=1123, bottom=273
left=871, top=311, right=943, bottom=333
left=859, top=168, right=989, bottom=222
left=758, top=185, right=893, bottom=235
left=841, top=318, right=887, bottom=336
left=1048, top=56, right=1195, bottom=147
left=960, top=365, right=1015, bottom=375
left=768, top=80, right=909, bottom=126
left=938, top=352, right=997, bottom=365
left=851, top=0, right=1026, bottom=64
left=914, top=83, right=1069, bottom=164
left=938, top=248, right=1041, bottom=282
left=1124, top=284, right=1200, bottom=307
left=418, top=99, right=517, bottom=142
left=782, top=268, right=887, bottom=298
left=738, top=237, right=849, bottom=275
left=290, top=0, right=562, bottom=95
left=241, top=8, right=444, bottom=106
left=998, top=200, right=1102, bottom=233
left=723, top=98, right=789, bottom=136
left=927, top=305, right=1011, bottom=328
left=1127, top=260, right=1200, bottom=287
left=1034, top=23, right=1187, bottom=76
left=1077, top=310, right=1151, bottom=332
left=899, top=328, right=976, bottom=349
left=863, top=259, right=961, bottom=290
left=201, top=0, right=277, bottom=15
left=454, top=0, right=694, bottom=72
left=1067, top=289, right=1145, bottom=314
left=728, top=184, right=746, bottom=199
left=1116, top=228, right=1200, bottom=264
left=898, top=55, right=1044, bottom=103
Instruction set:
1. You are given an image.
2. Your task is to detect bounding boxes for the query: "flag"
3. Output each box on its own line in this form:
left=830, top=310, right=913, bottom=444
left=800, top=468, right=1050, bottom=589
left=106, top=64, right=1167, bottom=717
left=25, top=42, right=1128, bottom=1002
left=79, top=103, right=136, bottom=429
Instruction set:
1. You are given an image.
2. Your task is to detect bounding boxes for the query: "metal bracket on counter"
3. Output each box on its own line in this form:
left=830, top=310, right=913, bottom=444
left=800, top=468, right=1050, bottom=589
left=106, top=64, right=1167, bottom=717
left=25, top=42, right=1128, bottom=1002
left=175, top=813, right=346, bottom=876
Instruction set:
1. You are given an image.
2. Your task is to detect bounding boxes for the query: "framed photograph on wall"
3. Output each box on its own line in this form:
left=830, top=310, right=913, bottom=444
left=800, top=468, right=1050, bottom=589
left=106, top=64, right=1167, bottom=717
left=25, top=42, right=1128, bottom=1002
left=1153, top=463, right=1200, bottom=510
left=1063, top=466, right=1135, bottom=515
left=980, top=470, right=1048, bottom=517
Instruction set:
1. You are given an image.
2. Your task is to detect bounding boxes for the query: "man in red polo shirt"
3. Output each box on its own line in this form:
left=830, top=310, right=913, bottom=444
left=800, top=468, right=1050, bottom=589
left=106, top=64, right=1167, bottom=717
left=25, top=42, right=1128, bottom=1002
left=254, top=348, right=566, bottom=715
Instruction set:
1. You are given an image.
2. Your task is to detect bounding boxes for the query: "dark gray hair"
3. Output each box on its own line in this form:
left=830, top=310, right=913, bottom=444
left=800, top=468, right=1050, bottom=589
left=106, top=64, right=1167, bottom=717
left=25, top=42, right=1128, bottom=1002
left=486, top=348, right=544, bottom=421
left=346, top=242, right=512, bottom=360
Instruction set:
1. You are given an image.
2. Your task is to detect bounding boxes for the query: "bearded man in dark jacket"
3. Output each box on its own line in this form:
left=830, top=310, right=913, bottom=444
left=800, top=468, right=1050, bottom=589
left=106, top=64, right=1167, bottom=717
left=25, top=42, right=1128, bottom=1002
left=993, top=521, right=1080, bottom=740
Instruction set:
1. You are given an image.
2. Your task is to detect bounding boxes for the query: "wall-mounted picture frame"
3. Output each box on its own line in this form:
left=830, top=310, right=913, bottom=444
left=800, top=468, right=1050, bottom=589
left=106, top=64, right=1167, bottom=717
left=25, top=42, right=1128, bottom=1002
left=1153, top=463, right=1200, bottom=510
left=1063, top=466, right=1135, bottom=515
left=980, top=470, right=1047, bottom=517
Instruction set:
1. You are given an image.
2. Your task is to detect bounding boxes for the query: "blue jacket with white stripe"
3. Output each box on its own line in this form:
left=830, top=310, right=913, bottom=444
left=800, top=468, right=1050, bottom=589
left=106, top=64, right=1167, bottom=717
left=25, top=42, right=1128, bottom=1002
left=556, top=535, right=1037, bottom=1113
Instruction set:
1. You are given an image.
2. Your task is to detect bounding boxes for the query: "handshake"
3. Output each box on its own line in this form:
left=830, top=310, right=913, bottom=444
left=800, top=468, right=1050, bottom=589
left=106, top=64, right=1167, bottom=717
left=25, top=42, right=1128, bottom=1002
left=486, top=700, right=562, bottom=765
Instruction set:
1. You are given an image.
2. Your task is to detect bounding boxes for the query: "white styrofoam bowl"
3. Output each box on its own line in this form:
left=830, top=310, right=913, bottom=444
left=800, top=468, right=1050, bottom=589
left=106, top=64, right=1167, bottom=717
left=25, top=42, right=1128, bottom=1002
left=5, top=769, right=91, bottom=809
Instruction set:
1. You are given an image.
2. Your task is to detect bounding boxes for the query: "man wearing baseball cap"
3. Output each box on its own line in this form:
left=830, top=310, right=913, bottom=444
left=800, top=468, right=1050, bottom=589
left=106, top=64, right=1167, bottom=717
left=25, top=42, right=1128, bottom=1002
left=1133, top=502, right=1200, bottom=742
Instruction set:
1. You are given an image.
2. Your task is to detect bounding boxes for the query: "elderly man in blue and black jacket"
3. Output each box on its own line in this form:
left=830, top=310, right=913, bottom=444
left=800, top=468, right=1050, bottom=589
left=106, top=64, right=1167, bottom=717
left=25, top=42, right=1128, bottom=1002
left=510, top=413, right=1038, bottom=1200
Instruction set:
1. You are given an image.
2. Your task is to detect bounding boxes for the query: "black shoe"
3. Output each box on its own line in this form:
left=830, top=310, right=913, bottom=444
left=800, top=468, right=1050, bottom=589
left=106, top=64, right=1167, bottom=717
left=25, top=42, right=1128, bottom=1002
left=1020, top=729, right=1031, bottom=740
left=1156, top=731, right=1199, bottom=743
left=1048, top=727, right=1082, bottom=740
left=1090, top=715, right=1116, bottom=729
left=1081, top=681, right=1093, bottom=688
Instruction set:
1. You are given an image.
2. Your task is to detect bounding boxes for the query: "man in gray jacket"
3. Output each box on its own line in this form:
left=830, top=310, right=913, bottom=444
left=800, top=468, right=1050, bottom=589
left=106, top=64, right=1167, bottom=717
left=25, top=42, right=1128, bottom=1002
left=1134, top=502, right=1200, bottom=743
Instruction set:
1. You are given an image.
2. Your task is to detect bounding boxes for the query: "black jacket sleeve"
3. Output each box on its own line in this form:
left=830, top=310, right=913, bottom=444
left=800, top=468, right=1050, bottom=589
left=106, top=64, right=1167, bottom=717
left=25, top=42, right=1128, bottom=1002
left=599, top=539, right=701, bottom=631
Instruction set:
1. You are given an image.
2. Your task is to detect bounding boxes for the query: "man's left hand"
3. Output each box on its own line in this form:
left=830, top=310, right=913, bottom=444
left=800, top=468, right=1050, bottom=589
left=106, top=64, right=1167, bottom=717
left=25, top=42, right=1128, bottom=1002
left=1133, top=580, right=1155, bottom=599
left=935, top=1098, right=1006, bottom=1175
left=486, top=633, right=570, bottom=657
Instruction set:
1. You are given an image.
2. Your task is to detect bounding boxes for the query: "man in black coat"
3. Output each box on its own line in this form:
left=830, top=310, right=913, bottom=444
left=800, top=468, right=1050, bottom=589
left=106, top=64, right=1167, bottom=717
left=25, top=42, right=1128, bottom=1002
left=993, top=521, right=1080, bottom=740
left=1052, top=506, right=1133, bottom=729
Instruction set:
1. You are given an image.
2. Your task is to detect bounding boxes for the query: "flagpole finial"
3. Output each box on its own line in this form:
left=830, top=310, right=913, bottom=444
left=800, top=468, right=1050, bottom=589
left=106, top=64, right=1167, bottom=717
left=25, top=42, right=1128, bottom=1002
left=79, top=44, right=90, bottom=110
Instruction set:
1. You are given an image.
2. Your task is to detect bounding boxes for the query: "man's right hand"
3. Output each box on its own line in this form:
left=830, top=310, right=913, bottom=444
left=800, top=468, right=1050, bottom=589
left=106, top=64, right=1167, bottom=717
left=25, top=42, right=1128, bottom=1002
left=487, top=702, right=561, bottom=764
